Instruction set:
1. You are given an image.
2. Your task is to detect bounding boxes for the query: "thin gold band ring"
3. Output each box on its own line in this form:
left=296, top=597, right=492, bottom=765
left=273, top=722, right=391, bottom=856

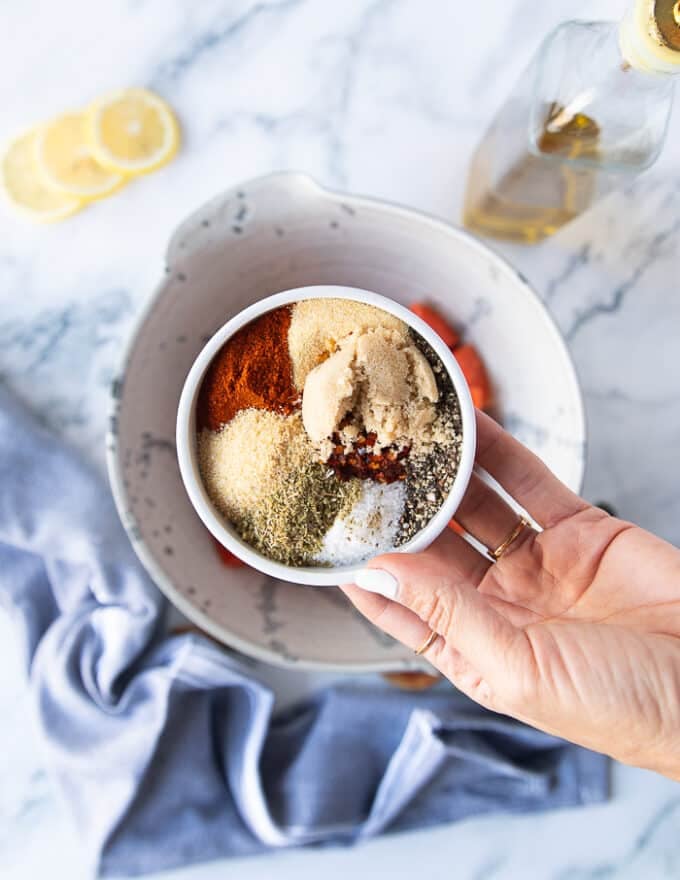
left=414, top=629, right=438, bottom=656
left=488, top=516, right=532, bottom=562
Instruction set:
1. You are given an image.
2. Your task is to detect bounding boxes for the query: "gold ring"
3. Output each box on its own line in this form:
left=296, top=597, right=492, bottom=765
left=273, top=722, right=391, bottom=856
left=488, top=516, right=531, bottom=561
left=414, top=629, right=438, bottom=656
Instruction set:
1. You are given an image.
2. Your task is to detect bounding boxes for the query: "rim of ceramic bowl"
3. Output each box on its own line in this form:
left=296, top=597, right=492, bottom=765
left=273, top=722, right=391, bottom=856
left=176, top=286, right=477, bottom=586
left=106, top=171, right=587, bottom=669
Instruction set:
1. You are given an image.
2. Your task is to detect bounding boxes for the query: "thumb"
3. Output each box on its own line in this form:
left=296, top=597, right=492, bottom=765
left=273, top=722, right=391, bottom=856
left=352, top=551, right=531, bottom=693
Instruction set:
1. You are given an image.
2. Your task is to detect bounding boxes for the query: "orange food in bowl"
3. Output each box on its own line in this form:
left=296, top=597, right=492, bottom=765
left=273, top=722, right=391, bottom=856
left=213, top=538, right=246, bottom=567
left=453, top=344, right=492, bottom=410
left=409, top=301, right=492, bottom=411
left=409, top=300, right=494, bottom=539
left=409, top=302, right=460, bottom=348
left=448, top=519, right=465, bottom=536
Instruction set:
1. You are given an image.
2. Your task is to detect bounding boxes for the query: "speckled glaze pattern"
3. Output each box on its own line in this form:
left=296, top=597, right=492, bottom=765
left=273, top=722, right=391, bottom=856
left=106, top=172, right=585, bottom=671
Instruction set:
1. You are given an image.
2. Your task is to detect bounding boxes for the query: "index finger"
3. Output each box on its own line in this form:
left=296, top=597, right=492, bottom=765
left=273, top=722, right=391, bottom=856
left=476, top=410, right=589, bottom=528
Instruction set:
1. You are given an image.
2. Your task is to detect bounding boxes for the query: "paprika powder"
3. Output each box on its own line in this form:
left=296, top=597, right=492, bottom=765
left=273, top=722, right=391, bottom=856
left=197, top=306, right=300, bottom=431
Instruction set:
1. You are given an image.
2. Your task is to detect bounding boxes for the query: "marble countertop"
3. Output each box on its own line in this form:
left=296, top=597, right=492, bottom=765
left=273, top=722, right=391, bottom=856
left=2, top=0, right=680, bottom=877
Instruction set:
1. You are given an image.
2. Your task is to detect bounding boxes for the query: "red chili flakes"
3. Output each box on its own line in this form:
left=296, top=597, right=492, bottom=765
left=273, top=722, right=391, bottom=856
left=325, top=432, right=410, bottom=484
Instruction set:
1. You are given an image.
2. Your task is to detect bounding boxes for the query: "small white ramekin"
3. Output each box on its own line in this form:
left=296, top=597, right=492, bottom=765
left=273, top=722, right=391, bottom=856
left=176, top=285, right=476, bottom=586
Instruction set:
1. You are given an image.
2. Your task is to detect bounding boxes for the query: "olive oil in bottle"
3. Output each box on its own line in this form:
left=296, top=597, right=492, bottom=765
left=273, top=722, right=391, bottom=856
left=463, top=0, right=680, bottom=244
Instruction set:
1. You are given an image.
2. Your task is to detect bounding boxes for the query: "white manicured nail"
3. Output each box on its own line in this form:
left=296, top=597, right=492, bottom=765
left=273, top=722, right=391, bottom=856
left=355, top=568, right=399, bottom=600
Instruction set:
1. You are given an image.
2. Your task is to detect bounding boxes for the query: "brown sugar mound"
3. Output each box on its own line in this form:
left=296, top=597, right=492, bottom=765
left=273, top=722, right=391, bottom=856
left=288, top=298, right=409, bottom=390
left=197, top=306, right=300, bottom=431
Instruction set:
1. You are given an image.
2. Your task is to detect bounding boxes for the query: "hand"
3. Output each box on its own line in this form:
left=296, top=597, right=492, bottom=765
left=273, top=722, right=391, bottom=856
left=342, top=411, right=680, bottom=781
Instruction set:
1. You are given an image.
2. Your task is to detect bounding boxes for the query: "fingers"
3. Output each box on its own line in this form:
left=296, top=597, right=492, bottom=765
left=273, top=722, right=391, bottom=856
left=341, top=412, right=589, bottom=708
left=339, top=583, right=496, bottom=706
left=341, top=583, right=437, bottom=655
left=408, top=526, right=493, bottom=588
left=350, top=547, right=532, bottom=690
left=455, top=470, right=534, bottom=559
left=475, top=410, right=589, bottom=528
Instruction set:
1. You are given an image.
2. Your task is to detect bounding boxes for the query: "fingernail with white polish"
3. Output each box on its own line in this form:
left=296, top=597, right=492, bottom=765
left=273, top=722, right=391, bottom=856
left=355, top=568, right=399, bottom=600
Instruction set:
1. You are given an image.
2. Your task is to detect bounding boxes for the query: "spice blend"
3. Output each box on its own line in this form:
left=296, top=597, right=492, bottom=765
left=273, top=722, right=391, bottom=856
left=197, top=308, right=299, bottom=431
left=197, top=298, right=464, bottom=567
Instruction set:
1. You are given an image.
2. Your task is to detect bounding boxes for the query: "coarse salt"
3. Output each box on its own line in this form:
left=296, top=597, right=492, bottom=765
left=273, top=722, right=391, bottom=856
left=314, top=480, right=406, bottom=567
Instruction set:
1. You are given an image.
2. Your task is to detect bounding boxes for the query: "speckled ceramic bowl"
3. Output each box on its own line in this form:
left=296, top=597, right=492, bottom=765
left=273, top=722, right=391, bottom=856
left=175, top=286, right=477, bottom=586
left=107, top=172, right=585, bottom=672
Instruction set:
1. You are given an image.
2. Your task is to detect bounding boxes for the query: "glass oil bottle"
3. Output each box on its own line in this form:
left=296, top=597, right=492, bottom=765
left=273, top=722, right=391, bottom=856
left=463, top=0, right=680, bottom=243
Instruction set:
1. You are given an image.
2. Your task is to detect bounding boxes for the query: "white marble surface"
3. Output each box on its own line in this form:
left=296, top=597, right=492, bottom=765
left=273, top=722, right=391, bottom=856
left=2, top=0, right=680, bottom=877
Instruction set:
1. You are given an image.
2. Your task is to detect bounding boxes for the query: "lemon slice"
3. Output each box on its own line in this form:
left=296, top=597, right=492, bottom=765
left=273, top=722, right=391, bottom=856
left=35, top=112, right=125, bottom=200
left=86, top=88, right=180, bottom=176
left=1, top=129, right=83, bottom=222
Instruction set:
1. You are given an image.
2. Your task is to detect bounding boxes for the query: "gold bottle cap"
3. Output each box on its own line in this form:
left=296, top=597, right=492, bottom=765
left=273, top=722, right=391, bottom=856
left=655, top=0, right=680, bottom=49
left=620, top=0, right=680, bottom=73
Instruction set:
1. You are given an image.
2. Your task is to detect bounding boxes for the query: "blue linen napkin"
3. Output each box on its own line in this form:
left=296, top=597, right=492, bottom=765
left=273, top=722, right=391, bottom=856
left=0, top=383, right=608, bottom=877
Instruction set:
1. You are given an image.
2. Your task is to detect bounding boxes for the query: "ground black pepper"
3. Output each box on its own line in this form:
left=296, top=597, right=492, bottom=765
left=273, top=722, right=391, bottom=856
left=395, top=331, right=463, bottom=544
